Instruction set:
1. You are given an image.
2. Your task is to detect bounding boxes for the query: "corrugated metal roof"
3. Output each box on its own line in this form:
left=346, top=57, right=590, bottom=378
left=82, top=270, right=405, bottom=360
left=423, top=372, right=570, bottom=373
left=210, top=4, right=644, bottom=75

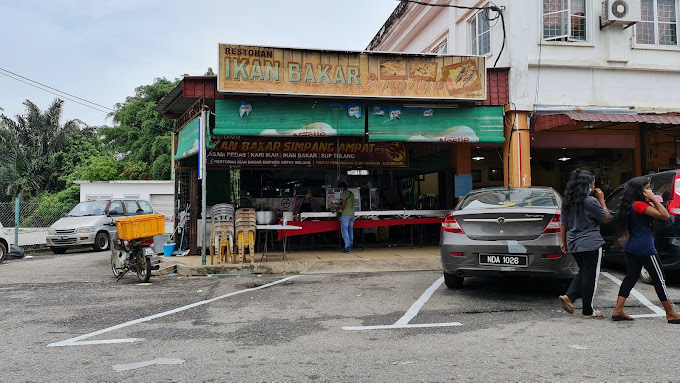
left=534, top=112, right=680, bottom=131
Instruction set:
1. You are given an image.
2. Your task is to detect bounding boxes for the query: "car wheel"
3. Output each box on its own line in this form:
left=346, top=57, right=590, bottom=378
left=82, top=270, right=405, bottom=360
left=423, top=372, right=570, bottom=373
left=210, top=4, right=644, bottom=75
left=93, top=232, right=110, bottom=251
left=51, top=247, right=67, bottom=254
left=444, top=271, right=464, bottom=289
left=0, top=242, right=7, bottom=262
left=640, top=266, right=653, bottom=284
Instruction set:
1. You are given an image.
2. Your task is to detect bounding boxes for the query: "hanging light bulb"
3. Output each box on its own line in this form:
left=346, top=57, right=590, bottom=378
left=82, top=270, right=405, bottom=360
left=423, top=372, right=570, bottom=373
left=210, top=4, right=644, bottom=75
left=558, top=148, right=571, bottom=162
left=472, top=148, right=485, bottom=161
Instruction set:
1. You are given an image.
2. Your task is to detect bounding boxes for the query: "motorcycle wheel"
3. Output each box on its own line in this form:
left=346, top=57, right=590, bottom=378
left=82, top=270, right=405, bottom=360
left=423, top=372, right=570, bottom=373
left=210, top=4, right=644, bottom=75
left=135, top=249, right=151, bottom=283
left=111, top=250, right=121, bottom=277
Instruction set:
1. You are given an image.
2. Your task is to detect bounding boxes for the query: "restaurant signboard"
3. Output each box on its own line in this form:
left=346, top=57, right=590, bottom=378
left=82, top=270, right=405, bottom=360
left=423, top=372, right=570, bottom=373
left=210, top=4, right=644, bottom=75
left=218, top=44, right=486, bottom=101
left=207, top=137, right=408, bottom=168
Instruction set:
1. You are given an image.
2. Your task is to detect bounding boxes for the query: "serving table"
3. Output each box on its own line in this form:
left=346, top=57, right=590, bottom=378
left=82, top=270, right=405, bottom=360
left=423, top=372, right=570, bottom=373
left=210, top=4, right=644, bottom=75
left=256, top=224, right=302, bottom=261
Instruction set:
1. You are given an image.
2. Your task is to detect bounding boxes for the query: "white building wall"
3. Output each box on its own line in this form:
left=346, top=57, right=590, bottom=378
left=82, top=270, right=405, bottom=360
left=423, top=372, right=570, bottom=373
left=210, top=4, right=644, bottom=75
left=370, top=0, right=680, bottom=113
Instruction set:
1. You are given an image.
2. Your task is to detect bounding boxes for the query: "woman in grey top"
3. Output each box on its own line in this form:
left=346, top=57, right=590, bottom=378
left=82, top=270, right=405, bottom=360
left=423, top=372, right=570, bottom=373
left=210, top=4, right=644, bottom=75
left=558, top=169, right=610, bottom=318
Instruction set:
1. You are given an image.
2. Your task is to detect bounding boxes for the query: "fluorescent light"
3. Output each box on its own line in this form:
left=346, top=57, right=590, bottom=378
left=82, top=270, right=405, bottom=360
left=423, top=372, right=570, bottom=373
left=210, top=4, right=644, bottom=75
left=558, top=156, right=571, bottom=162
left=347, top=169, right=369, bottom=175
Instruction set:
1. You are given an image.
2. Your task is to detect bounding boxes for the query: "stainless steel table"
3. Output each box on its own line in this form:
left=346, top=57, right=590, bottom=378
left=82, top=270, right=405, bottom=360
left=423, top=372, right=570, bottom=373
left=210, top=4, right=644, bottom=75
left=256, top=224, right=302, bottom=261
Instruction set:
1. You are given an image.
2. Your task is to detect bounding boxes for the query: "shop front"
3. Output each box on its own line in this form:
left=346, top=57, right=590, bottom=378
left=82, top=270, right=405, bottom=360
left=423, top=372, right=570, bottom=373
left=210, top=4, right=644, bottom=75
left=156, top=44, right=508, bottom=257
left=531, top=112, right=680, bottom=195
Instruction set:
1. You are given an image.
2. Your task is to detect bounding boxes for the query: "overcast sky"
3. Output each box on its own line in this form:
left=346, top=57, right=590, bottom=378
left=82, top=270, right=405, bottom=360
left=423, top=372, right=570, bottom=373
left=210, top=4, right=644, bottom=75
left=0, top=0, right=400, bottom=127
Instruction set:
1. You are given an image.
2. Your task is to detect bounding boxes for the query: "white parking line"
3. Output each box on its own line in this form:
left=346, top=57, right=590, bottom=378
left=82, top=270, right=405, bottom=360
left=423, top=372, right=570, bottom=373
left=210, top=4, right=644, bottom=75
left=600, top=272, right=665, bottom=318
left=47, top=276, right=300, bottom=347
left=343, top=276, right=462, bottom=331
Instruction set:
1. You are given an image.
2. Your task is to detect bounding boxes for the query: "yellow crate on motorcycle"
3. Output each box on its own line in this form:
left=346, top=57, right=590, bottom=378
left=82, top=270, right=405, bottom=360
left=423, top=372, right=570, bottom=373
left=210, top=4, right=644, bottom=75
left=115, top=214, right=165, bottom=240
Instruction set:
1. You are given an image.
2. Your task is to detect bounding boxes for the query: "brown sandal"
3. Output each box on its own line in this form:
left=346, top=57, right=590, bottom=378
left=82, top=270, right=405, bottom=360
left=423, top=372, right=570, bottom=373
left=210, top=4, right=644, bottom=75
left=559, top=295, right=574, bottom=314
left=583, top=311, right=605, bottom=319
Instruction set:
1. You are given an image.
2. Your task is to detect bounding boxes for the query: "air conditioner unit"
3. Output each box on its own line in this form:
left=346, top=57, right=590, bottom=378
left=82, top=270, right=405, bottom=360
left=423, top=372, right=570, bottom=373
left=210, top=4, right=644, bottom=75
left=600, top=0, right=641, bottom=29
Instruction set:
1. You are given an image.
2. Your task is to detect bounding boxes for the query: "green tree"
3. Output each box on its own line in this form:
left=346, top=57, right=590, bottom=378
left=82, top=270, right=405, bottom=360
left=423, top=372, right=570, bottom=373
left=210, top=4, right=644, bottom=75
left=72, top=155, right=123, bottom=181
left=100, top=77, right=178, bottom=179
left=47, top=130, right=107, bottom=190
left=0, top=99, right=84, bottom=199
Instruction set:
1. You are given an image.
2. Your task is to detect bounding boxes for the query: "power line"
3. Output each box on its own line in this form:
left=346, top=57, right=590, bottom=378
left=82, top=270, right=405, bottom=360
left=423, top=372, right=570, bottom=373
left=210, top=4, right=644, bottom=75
left=398, top=0, right=506, bottom=67
left=0, top=67, right=113, bottom=114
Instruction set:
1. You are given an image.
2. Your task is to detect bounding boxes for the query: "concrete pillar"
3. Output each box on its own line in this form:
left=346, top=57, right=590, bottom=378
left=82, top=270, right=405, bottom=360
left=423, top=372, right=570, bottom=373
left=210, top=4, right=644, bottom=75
left=503, top=107, right=531, bottom=187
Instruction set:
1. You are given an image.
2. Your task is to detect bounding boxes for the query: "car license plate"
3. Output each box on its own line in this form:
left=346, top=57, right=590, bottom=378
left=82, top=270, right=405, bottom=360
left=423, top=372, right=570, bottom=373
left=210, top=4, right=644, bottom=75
left=479, top=254, right=527, bottom=267
left=143, top=248, right=155, bottom=256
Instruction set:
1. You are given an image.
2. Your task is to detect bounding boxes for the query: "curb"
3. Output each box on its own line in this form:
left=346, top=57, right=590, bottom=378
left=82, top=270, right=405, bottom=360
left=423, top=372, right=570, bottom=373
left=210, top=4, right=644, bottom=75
left=155, top=257, right=442, bottom=277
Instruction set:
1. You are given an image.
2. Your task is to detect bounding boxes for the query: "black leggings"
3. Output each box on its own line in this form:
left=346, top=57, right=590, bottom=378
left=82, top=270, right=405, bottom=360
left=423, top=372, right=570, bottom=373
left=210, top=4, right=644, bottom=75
left=565, top=248, right=602, bottom=316
left=618, top=253, right=669, bottom=302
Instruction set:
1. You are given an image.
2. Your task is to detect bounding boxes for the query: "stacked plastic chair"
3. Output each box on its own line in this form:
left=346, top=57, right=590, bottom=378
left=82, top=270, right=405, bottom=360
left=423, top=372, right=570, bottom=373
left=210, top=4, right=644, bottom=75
left=210, top=204, right=235, bottom=264
left=234, top=208, right=257, bottom=264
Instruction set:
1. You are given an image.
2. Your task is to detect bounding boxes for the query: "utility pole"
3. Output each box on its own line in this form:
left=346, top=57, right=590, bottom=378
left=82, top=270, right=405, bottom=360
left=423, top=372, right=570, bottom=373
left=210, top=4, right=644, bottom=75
left=199, top=106, right=208, bottom=265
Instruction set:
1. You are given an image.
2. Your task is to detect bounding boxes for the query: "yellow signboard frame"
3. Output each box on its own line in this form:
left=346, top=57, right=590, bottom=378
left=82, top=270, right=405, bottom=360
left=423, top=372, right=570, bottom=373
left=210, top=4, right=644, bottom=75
left=217, top=44, right=486, bottom=101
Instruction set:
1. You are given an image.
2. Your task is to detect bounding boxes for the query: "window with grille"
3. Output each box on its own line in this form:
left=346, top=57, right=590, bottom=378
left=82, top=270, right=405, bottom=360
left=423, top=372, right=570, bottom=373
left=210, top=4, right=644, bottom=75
left=542, top=0, right=588, bottom=42
left=470, top=11, right=491, bottom=55
left=636, top=0, right=678, bottom=46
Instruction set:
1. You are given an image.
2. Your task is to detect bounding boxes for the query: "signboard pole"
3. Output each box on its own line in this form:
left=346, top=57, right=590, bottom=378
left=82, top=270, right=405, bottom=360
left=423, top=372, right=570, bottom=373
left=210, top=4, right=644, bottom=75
left=200, top=108, right=207, bottom=265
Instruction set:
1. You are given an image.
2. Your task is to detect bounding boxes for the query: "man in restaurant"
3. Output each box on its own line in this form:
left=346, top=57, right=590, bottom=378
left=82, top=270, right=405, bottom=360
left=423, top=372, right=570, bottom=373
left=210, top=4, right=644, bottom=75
left=293, top=189, right=321, bottom=214
left=338, top=182, right=356, bottom=253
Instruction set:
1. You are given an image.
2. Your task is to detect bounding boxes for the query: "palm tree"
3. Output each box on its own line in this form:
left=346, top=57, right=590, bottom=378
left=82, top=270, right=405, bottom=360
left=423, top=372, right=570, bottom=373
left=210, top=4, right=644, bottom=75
left=0, top=98, right=84, bottom=198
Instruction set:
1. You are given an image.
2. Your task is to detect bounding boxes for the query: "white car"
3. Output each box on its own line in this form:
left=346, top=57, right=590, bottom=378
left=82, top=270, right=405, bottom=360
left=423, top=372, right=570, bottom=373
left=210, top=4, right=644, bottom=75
left=46, top=199, right=155, bottom=254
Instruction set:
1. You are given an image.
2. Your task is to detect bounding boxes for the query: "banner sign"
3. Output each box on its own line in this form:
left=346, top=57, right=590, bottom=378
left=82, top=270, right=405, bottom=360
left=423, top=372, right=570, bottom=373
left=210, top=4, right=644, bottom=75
left=207, top=137, right=408, bottom=168
left=218, top=44, right=486, bottom=100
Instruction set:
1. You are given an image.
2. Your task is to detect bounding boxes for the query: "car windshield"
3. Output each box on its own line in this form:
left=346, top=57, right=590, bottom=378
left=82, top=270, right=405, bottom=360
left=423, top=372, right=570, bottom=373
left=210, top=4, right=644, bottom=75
left=66, top=201, right=109, bottom=217
left=459, top=189, right=559, bottom=210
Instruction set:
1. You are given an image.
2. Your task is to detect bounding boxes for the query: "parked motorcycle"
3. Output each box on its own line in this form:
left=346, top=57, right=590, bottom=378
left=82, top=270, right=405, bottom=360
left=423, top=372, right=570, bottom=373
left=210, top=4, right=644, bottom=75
left=110, top=230, right=159, bottom=282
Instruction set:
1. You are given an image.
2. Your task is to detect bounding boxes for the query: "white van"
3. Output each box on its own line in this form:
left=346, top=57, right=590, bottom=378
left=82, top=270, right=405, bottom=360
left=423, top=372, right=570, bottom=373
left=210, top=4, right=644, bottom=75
left=46, top=199, right=155, bottom=254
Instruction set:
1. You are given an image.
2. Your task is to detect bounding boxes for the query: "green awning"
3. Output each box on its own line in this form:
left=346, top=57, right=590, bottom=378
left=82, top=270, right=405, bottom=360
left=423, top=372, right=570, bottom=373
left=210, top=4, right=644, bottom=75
left=367, top=105, right=505, bottom=143
left=174, top=117, right=199, bottom=160
left=213, top=99, right=365, bottom=137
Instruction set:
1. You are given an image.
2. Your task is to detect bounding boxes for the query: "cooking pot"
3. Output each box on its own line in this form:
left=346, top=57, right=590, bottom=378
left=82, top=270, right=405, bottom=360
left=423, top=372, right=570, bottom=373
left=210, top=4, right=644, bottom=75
left=256, top=210, right=277, bottom=225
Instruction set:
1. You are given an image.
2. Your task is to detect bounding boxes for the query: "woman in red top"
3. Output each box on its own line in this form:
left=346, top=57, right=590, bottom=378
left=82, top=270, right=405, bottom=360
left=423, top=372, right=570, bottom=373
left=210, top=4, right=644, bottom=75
left=613, top=176, right=680, bottom=323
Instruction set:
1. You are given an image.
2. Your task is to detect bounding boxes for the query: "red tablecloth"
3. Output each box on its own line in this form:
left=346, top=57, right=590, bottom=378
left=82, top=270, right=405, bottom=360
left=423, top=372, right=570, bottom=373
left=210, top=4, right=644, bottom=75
left=277, top=217, right=443, bottom=239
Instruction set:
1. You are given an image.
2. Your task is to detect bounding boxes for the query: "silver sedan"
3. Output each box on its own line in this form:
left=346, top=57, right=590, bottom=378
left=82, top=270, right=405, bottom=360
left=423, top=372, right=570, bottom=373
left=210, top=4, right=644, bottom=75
left=440, top=187, right=578, bottom=288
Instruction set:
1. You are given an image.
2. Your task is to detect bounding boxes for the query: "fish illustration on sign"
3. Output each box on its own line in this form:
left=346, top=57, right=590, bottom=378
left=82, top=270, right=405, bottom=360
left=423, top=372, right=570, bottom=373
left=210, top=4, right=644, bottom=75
left=389, top=107, right=402, bottom=120
left=238, top=101, right=252, bottom=117
left=371, top=105, right=385, bottom=116
left=348, top=104, right=361, bottom=118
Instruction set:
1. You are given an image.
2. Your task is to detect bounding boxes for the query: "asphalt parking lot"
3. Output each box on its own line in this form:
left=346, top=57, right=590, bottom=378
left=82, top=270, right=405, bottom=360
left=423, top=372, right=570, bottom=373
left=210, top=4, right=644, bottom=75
left=2, top=250, right=680, bottom=381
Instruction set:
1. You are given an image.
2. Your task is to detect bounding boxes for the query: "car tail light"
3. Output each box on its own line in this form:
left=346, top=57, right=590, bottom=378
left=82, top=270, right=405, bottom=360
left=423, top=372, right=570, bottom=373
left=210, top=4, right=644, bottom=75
left=668, top=174, right=680, bottom=216
left=545, top=254, right=562, bottom=259
left=442, top=214, right=464, bottom=234
left=450, top=252, right=463, bottom=257
left=542, top=214, right=561, bottom=234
